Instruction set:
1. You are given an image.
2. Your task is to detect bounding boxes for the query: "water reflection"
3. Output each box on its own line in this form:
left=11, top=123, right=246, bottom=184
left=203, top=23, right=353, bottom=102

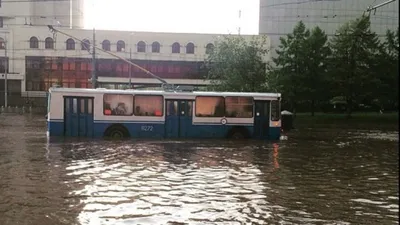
left=63, top=141, right=271, bottom=224
left=0, top=115, right=398, bottom=225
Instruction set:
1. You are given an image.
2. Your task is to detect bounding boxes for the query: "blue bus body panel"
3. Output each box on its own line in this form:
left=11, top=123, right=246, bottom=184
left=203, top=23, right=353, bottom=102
left=165, top=115, right=179, bottom=138
left=92, top=122, right=165, bottom=138
left=268, top=127, right=281, bottom=140
left=48, top=120, right=64, bottom=136
left=48, top=121, right=262, bottom=139
left=189, top=124, right=253, bottom=138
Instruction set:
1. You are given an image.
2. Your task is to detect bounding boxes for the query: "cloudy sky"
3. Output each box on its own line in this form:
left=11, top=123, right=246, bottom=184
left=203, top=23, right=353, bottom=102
left=84, top=0, right=259, bottom=34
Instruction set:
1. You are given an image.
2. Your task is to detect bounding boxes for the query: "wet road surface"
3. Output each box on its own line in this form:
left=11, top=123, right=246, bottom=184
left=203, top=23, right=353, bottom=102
left=0, top=114, right=398, bottom=225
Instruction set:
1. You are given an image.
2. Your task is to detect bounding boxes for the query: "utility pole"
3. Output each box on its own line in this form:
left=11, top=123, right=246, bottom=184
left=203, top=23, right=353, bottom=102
left=3, top=36, right=7, bottom=108
left=91, top=27, right=96, bottom=88
left=237, top=10, right=242, bottom=35
left=129, top=48, right=132, bottom=88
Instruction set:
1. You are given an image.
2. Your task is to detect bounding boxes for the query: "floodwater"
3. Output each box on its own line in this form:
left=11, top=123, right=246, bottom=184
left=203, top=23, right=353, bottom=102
left=0, top=114, right=398, bottom=225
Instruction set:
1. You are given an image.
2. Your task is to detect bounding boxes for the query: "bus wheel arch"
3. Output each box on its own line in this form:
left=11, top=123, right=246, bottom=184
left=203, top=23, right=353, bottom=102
left=104, top=124, right=130, bottom=138
left=227, top=126, right=249, bottom=139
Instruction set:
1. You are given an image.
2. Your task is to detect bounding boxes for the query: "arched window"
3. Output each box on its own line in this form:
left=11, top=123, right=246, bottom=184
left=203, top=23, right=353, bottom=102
left=66, top=38, right=75, bottom=50
left=151, top=41, right=160, bottom=53
left=172, top=42, right=180, bottom=53
left=102, top=40, right=111, bottom=51
left=137, top=41, right=146, bottom=52
left=186, top=42, right=195, bottom=54
left=29, top=36, right=39, bottom=49
left=0, top=38, right=5, bottom=49
left=45, top=37, right=54, bottom=49
left=205, top=43, right=214, bottom=54
left=117, top=40, right=125, bottom=52
left=81, top=39, right=90, bottom=51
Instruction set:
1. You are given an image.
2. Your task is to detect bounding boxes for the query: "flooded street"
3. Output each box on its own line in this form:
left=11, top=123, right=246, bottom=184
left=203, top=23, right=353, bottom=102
left=0, top=114, right=398, bottom=225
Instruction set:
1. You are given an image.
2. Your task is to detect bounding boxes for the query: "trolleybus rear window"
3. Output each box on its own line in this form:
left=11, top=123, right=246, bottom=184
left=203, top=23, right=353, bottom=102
left=271, top=100, right=281, bottom=121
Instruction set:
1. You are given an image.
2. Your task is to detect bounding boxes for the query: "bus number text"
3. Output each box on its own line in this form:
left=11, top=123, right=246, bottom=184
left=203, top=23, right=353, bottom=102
left=141, top=125, right=153, bottom=132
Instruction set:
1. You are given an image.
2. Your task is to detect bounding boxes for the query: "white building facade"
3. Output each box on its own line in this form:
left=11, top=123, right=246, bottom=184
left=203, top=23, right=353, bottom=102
left=259, top=0, right=399, bottom=56
left=0, top=0, right=270, bottom=106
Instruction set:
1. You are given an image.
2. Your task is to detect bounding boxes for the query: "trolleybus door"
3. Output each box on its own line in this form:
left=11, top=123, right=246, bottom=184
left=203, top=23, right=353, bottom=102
left=254, top=101, right=270, bottom=139
left=165, top=100, right=193, bottom=138
left=64, top=97, right=94, bottom=137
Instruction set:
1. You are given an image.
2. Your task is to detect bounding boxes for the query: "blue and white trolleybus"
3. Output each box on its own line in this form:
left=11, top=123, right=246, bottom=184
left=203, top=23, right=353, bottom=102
left=46, top=87, right=282, bottom=140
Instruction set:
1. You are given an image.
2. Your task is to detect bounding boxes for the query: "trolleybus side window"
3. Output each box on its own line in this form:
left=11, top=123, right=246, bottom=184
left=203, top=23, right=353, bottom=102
left=73, top=98, right=78, bottom=113
left=271, top=100, right=281, bottom=121
left=88, top=99, right=93, bottom=114
left=187, top=101, right=193, bottom=116
left=65, top=98, right=70, bottom=112
left=80, top=99, right=85, bottom=113
left=103, top=94, right=134, bottom=116
left=134, top=95, right=163, bottom=117
left=225, top=96, right=253, bottom=118
left=195, top=96, right=225, bottom=117
left=167, top=101, right=178, bottom=116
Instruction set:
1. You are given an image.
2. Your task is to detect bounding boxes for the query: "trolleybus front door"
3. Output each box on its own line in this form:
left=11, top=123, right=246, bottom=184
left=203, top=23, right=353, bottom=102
left=64, top=97, right=94, bottom=137
left=165, top=100, right=193, bottom=138
left=254, top=101, right=270, bottom=139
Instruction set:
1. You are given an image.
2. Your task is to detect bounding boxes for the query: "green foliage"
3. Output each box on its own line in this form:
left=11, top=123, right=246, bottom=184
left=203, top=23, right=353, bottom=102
left=272, top=21, right=331, bottom=115
left=374, top=28, right=399, bottom=109
left=204, top=17, right=398, bottom=116
left=329, top=16, right=382, bottom=116
left=204, top=35, right=270, bottom=92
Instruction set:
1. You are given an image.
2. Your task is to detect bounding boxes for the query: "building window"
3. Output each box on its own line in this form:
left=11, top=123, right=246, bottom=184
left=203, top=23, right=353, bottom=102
left=0, top=37, right=5, bottom=49
left=102, top=40, right=110, bottom=51
left=225, top=97, right=253, bottom=118
left=117, top=40, right=125, bottom=52
left=205, top=43, right=214, bottom=54
left=45, top=37, right=54, bottom=49
left=172, top=42, right=180, bottom=53
left=151, top=41, right=160, bottom=53
left=62, top=60, right=76, bottom=71
left=66, top=38, right=75, bottom=50
left=186, top=42, right=195, bottom=54
left=81, top=39, right=90, bottom=51
left=134, top=95, right=163, bottom=116
left=103, top=94, right=134, bottom=116
left=0, top=17, right=3, bottom=28
left=195, top=96, right=225, bottom=117
left=137, top=41, right=146, bottom=53
left=29, top=36, right=39, bottom=49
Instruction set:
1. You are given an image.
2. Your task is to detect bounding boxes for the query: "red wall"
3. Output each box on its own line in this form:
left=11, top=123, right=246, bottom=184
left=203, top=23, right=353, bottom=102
left=25, top=56, right=207, bottom=91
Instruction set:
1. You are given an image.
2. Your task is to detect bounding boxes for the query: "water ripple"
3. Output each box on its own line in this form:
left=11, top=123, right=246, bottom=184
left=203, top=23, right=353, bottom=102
left=0, top=115, right=398, bottom=225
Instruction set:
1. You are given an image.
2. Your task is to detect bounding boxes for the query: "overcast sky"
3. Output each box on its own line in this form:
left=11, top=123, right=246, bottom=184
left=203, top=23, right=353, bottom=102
left=84, top=0, right=259, bottom=34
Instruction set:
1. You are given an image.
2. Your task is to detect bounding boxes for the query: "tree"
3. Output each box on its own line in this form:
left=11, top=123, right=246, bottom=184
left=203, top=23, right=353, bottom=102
left=375, top=28, right=399, bottom=110
left=303, top=26, right=331, bottom=116
left=204, top=35, right=270, bottom=92
left=272, top=21, right=310, bottom=115
left=329, top=16, right=381, bottom=118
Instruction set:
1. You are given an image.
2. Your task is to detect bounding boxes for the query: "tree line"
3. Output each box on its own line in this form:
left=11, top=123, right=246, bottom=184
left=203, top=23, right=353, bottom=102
left=204, top=15, right=399, bottom=117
